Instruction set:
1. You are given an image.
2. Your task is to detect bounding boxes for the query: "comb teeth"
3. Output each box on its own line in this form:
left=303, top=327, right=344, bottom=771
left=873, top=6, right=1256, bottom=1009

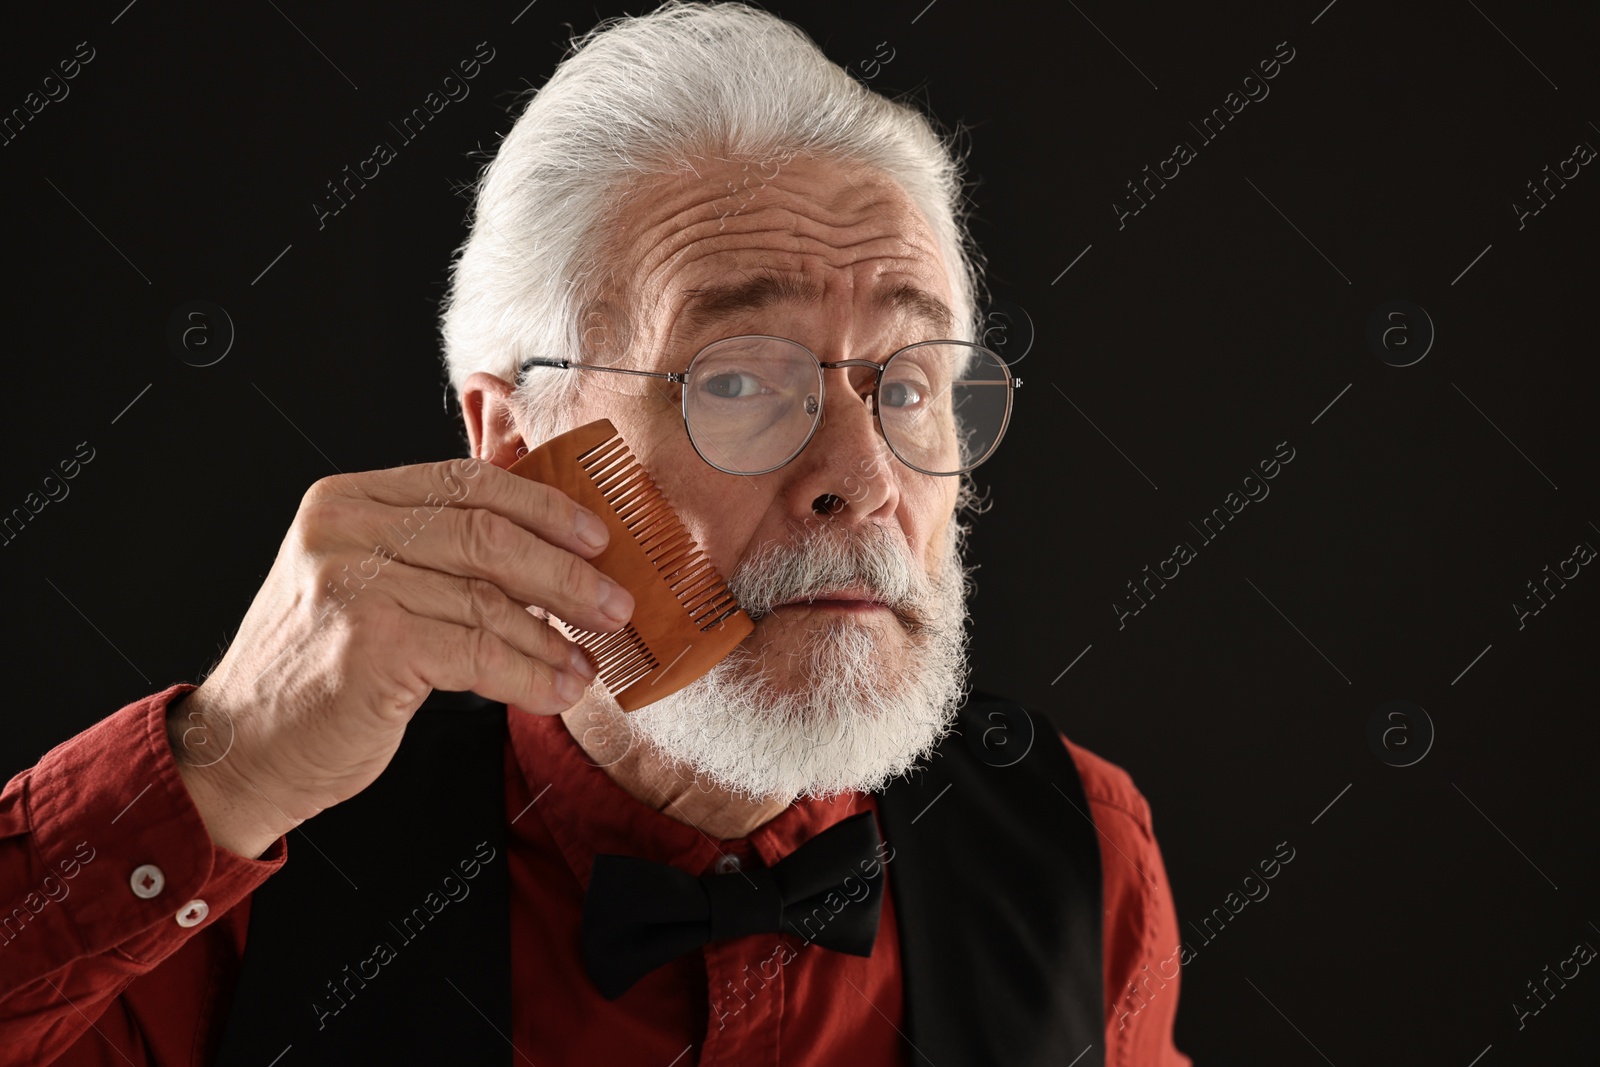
left=578, top=437, right=740, bottom=634
left=505, top=418, right=754, bottom=712
left=561, top=619, right=657, bottom=693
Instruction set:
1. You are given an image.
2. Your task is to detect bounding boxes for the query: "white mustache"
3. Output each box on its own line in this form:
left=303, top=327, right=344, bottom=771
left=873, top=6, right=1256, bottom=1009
left=729, top=524, right=927, bottom=626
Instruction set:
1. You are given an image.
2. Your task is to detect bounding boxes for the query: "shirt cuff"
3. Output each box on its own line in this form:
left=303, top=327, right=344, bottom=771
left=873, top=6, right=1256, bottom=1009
left=23, top=683, right=288, bottom=967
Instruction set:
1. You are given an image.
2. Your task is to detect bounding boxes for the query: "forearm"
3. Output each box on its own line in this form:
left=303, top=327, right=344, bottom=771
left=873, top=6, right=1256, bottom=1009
left=0, top=684, right=287, bottom=1061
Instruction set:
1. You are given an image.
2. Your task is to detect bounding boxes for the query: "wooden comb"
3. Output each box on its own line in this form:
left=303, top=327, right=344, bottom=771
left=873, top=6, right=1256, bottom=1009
left=505, top=418, right=753, bottom=712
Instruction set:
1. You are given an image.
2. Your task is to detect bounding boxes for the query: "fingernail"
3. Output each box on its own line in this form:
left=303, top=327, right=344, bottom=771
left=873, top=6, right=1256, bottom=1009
left=555, top=670, right=586, bottom=703
left=575, top=509, right=610, bottom=550
left=598, top=579, right=635, bottom=623
left=568, top=643, right=597, bottom=680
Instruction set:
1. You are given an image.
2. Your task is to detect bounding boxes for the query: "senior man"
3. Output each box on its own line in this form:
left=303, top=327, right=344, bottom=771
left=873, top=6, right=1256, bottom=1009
left=0, top=3, right=1188, bottom=1064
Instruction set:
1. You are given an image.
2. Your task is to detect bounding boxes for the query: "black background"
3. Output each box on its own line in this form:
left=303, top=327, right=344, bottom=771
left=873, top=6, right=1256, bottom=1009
left=3, top=0, right=1597, bottom=1062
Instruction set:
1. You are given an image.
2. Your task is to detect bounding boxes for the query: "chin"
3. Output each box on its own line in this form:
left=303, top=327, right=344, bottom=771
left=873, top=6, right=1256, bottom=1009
left=755, top=616, right=909, bottom=694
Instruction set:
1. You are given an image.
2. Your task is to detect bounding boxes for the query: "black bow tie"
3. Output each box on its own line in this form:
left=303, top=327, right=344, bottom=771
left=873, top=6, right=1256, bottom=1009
left=581, top=810, right=887, bottom=1000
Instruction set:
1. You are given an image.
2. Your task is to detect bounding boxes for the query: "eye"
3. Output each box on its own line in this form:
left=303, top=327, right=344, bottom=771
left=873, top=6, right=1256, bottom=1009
left=881, top=380, right=924, bottom=409
left=701, top=370, right=766, bottom=399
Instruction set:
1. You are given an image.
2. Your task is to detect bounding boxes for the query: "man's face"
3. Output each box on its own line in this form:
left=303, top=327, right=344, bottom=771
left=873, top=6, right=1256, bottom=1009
left=558, top=153, right=963, bottom=694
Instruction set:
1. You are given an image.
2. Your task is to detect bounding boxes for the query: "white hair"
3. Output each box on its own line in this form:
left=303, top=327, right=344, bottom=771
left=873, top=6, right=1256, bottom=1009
left=437, top=0, right=986, bottom=447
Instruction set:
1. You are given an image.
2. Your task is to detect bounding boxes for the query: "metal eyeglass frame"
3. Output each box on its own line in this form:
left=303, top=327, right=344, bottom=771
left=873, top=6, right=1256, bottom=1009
left=518, top=334, right=1023, bottom=477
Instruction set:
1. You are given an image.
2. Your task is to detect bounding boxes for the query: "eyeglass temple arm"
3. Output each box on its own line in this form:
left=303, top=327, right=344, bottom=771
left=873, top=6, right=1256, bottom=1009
left=518, top=357, right=686, bottom=384
left=520, top=353, right=1017, bottom=387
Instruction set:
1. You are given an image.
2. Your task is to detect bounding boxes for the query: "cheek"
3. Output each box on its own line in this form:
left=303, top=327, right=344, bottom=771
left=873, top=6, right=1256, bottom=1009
left=900, top=479, right=957, bottom=566
left=694, top=489, right=770, bottom=579
left=642, top=426, right=768, bottom=577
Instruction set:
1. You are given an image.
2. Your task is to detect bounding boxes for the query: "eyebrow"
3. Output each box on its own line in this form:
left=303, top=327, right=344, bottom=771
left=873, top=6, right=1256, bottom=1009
left=674, top=272, right=955, bottom=343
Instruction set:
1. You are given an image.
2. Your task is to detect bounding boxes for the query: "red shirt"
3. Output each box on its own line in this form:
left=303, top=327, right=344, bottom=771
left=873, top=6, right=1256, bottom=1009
left=0, top=684, right=1190, bottom=1066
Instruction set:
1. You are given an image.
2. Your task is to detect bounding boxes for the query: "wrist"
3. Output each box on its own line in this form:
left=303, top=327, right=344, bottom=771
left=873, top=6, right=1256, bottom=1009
left=167, top=692, right=294, bottom=860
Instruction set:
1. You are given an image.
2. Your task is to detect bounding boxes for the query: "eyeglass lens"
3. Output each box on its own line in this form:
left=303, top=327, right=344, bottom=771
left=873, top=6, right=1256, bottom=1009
left=682, top=337, right=1013, bottom=475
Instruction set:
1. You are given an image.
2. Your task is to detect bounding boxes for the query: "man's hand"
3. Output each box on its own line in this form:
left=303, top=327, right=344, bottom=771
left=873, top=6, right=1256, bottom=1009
left=166, top=458, right=634, bottom=858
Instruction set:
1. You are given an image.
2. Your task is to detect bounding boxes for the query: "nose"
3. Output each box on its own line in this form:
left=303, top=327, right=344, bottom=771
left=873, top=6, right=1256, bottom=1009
left=781, top=365, right=898, bottom=522
left=815, top=364, right=889, bottom=461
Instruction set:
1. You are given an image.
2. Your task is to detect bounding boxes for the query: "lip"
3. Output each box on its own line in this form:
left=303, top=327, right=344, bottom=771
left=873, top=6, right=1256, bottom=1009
left=773, top=588, right=888, bottom=611
left=777, top=599, right=887, bottom=612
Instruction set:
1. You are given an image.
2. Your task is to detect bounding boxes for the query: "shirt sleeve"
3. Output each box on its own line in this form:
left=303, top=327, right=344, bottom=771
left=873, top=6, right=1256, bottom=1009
left=1061, top=735, right=1191, bottom=1067
left=0, top=682, right=287, bottom=1066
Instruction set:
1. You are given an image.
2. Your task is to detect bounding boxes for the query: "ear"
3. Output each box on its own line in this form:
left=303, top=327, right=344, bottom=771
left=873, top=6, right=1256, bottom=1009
left=460, top=371, right=527, bottom=469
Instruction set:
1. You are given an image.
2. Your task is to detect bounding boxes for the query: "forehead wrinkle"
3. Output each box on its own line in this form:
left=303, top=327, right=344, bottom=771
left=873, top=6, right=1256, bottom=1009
left=645, top=217, right=944, bottom=313
left=622, top=168, right=936, bottom=279
left=633, top=228, right=938, bottom=333
left=612, top=167, right=951, bottom=367
left=671, top=271, right=953, bottom=342
left=638, top=207, right=931, bottom=281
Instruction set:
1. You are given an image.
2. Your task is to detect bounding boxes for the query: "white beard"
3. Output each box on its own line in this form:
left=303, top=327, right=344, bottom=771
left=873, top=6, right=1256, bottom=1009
left=599, top=512, right=975, bottom=805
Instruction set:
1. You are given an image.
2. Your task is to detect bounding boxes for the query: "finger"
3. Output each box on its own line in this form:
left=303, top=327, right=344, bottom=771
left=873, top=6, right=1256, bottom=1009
left=363, top=559, right=597, bottom=682
left=398, top=612, right=593, bottom=715
left=310, top=459, right=613, bottom=562
left=318, top=496, right=635, bottom=633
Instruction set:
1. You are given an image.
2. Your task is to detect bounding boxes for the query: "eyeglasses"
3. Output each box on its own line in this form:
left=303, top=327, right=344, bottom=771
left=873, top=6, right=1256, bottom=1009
left=518, top=334, right=1022, bottom=476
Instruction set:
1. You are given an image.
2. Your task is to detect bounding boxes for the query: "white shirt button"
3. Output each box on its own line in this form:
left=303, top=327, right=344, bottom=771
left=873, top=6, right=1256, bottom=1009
left=714, top=854, right=742, bottom=874
left=130, top=864, right=165, bottom=899
left=175, top=900, right=209, bottom=927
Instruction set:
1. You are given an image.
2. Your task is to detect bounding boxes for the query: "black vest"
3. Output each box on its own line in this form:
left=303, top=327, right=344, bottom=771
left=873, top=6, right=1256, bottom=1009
left=214, top=689, right=1104, bottom=1066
